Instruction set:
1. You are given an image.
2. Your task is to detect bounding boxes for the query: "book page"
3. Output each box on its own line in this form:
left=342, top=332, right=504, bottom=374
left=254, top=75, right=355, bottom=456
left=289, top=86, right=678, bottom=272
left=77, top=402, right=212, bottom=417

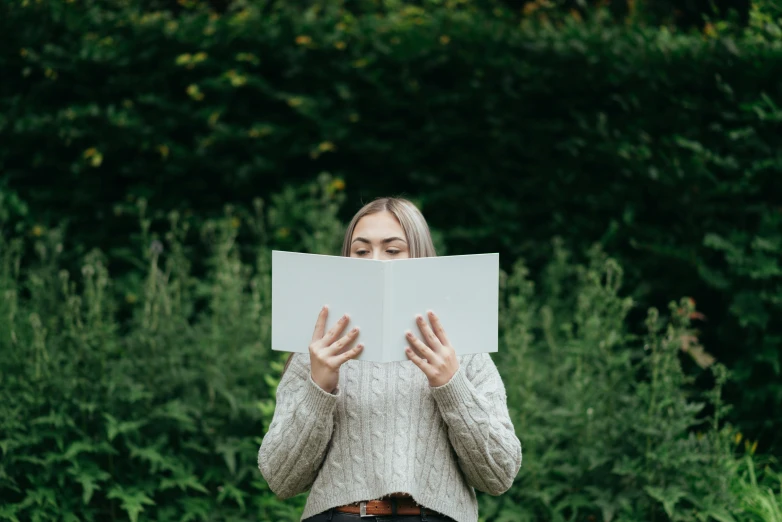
left=271, top=251, right=384, bottom=361
left=383, top=254, right=498, bottom=362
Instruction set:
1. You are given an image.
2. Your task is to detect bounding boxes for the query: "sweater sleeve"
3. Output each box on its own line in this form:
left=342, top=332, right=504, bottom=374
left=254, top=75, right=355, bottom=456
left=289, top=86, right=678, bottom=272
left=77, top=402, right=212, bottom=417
left=257, top=353, right=340, bottom=499
left=429, top=353, right=522, bottom=495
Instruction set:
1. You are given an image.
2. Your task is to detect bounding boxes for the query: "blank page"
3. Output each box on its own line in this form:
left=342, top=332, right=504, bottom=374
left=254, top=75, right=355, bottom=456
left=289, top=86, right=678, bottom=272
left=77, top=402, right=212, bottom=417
left=271, top=251, right=498, bottom=363
left=384, top=254, right=498, bottom=362
left=271, top=251, right=384, bottom=360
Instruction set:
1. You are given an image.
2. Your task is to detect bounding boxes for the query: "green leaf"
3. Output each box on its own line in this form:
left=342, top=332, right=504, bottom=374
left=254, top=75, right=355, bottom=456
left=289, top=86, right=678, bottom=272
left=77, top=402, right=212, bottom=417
left=216, top=439, right=239, bottom=475
left=703, top=507, right=737, bottom=522
left=67, top=462, right=111, bottom=505
left=159, top=468, right=209, bottom=494
left=216, top=483, right=247, bottom=511
left=178, top=497, right=212, bottom=522
left=127, top=438, right=178, bottom=473
left=63, top=441, right=97, bottom=460
left=19, top=487, right=57, bottom=509
left=107, top=486, right=155, bottom=522
left=644, top=486, right=687, bottom=519
left=0, top=503, right=21, bottom=522
left=103, top=413, right=148, bottom=442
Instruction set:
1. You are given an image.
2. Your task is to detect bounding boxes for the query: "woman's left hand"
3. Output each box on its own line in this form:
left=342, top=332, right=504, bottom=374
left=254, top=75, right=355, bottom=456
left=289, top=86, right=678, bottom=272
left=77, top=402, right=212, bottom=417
left=405, top=310, right=460, bottom=387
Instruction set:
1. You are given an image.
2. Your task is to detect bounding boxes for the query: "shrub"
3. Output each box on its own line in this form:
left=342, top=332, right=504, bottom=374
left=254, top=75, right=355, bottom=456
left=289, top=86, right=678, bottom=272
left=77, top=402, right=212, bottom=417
left=486, top=239, right=781, bottom=522
left=3, top=0, right=782, bottom=446
left=1, top=177, right=780, bottom=521
left=0, top=176, right=345, bottom=522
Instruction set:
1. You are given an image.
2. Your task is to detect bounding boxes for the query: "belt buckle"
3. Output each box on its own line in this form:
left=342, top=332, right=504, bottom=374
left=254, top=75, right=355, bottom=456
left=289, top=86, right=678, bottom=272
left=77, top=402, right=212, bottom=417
left=359, top=501, right=371, bottom=517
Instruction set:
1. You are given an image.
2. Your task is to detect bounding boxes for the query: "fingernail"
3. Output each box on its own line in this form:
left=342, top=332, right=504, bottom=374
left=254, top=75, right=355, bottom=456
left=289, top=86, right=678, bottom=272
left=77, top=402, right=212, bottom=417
left=357, top=344, right=364, bottom=349
left=343, top=313, right=349, bottom=320
left=427, top=310, right=434, bottom=316
left=352, top=327, right=359, bottom=333
left=406, top=331, right=413, bottom=338
left=416, top=315, right=423, bottom=321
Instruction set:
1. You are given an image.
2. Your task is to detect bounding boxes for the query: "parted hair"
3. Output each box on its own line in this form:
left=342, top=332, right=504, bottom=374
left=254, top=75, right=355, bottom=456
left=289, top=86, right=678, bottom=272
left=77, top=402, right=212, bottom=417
left=281, top=197, right=437, bottom=375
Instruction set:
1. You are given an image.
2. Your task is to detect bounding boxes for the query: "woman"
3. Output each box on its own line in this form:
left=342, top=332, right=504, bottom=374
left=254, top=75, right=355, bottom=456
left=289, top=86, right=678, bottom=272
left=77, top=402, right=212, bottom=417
left=258, top=197, right=522, bottom=522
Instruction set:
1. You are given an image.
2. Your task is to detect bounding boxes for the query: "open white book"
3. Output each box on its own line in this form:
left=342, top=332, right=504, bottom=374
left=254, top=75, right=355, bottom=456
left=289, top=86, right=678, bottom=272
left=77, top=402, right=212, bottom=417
left=271, top=250, right=498, bottom=363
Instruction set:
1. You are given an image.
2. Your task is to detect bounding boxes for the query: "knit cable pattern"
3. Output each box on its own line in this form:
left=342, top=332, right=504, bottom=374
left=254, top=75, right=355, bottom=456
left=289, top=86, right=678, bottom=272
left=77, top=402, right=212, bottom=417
left=392, top=362, right=412, bottom=484
left=344, top=361, right=367, bottom=490
left=257, top=352, right=521, bottom=522
left=370, top=361, right=386, bottom=485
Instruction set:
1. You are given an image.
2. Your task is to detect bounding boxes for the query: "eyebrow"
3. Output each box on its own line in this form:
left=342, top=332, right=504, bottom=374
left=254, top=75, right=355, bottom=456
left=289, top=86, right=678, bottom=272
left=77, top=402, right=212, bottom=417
left=351, top=236, right=407, bottom=245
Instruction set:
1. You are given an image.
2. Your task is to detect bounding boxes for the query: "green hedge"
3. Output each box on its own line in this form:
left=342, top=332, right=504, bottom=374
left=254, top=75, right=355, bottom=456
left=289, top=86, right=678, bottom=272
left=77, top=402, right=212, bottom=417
left=2, top=177, right=781, bottom=521
left=0, top=179, right=347, bottom=522
left=2, top=1, right=782, bottom=450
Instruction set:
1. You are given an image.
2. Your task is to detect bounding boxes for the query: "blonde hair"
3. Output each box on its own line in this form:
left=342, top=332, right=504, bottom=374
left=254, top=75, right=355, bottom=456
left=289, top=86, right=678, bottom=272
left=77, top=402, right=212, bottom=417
left=341, top=197, right=437, bottom=258
left=282, top=197, right=436, bottom=374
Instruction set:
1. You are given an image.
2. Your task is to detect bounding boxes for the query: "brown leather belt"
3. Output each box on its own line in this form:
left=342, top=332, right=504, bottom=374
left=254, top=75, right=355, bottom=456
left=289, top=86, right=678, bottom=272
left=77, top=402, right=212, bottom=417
left=336, top=497, right=432, bottom=517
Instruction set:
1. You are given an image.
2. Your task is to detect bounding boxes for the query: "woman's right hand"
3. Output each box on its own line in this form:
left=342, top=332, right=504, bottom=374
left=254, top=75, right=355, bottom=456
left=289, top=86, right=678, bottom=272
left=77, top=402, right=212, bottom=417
left=309, top=306, right=363, bottom=393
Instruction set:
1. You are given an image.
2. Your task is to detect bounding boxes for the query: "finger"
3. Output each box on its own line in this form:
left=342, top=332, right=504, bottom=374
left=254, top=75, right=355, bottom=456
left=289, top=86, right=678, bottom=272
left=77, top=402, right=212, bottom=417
left=405, top=346, right=430, bottom=369
left=406, top=330, right=437, bottom=362
left=322, top=313, right=350, bottom=346
left=340, top=343, right=364, bottom=364
left=327, top=327, right=360, bottom=355
left=311, top=305, right=329, bottom=343
left=415, top=314, right=443, bottom=351
left=426, top=310, right=451, bottom=347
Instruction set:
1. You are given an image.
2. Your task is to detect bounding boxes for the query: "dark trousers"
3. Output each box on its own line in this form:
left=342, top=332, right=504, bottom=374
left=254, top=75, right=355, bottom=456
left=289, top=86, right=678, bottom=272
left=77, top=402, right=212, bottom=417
left=302, top=504, right=457, bottom=522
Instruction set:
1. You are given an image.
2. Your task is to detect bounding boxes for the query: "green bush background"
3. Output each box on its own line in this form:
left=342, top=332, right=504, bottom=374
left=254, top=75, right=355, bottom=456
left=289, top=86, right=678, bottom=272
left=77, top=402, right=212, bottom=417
left=2, top=0, right=782, bottom=520
left=3, top=0, right=782, bottom=447
left=2, top=177, right=781, bottom=521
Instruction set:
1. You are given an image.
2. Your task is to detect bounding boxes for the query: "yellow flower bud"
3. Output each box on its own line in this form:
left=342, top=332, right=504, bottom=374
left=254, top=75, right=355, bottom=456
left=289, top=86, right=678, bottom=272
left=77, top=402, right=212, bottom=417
left=186, top=84, right=204, bottom=101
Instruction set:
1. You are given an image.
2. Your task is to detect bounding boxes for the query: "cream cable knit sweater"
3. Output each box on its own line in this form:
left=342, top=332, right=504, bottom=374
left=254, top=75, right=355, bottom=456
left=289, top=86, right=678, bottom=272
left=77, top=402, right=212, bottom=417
left=257, top=352, right=522, bottom=522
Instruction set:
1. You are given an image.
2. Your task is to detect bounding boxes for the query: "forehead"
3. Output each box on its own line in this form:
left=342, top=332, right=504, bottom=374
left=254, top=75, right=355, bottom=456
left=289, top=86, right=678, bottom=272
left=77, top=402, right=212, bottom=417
left=352, top=211, right=406, bottom=239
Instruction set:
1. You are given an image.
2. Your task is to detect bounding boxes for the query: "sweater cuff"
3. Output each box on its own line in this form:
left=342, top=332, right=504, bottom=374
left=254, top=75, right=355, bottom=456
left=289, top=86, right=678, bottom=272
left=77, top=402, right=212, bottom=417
left=304, top=372, right=341, bottom=415
left=429, top=365, right=475, bottom=411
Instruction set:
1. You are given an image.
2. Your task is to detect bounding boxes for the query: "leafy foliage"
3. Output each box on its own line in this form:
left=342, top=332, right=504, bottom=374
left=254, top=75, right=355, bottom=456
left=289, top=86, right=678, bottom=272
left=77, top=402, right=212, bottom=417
left=486, top=240, right=780, bottom=522
left=0, top=176, right=345, bottom=522
left=1, top=177, right=780, bottom=521
left=2, top=0, right=782, bottom=448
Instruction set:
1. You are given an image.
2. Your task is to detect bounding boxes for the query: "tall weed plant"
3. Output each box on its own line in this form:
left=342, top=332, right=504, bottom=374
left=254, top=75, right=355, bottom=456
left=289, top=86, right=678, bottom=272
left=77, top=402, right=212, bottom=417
left=0, top=174, right=345, bottom=522
left=1, top=176, right=780, bottom=521
left=485, top=240, right=781, bottom=522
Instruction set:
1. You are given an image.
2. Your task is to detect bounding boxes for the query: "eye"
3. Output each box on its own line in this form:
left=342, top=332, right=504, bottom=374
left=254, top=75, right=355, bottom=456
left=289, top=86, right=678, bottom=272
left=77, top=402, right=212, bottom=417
left=355, top=250, right=369, bottom=256
left=387, top=250, right=401, bottom=255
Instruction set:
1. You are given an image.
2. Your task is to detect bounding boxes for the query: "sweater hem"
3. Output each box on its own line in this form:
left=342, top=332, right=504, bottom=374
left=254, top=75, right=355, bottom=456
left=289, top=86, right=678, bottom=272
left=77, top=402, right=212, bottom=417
left=300, top=485, right=478, bottom=522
